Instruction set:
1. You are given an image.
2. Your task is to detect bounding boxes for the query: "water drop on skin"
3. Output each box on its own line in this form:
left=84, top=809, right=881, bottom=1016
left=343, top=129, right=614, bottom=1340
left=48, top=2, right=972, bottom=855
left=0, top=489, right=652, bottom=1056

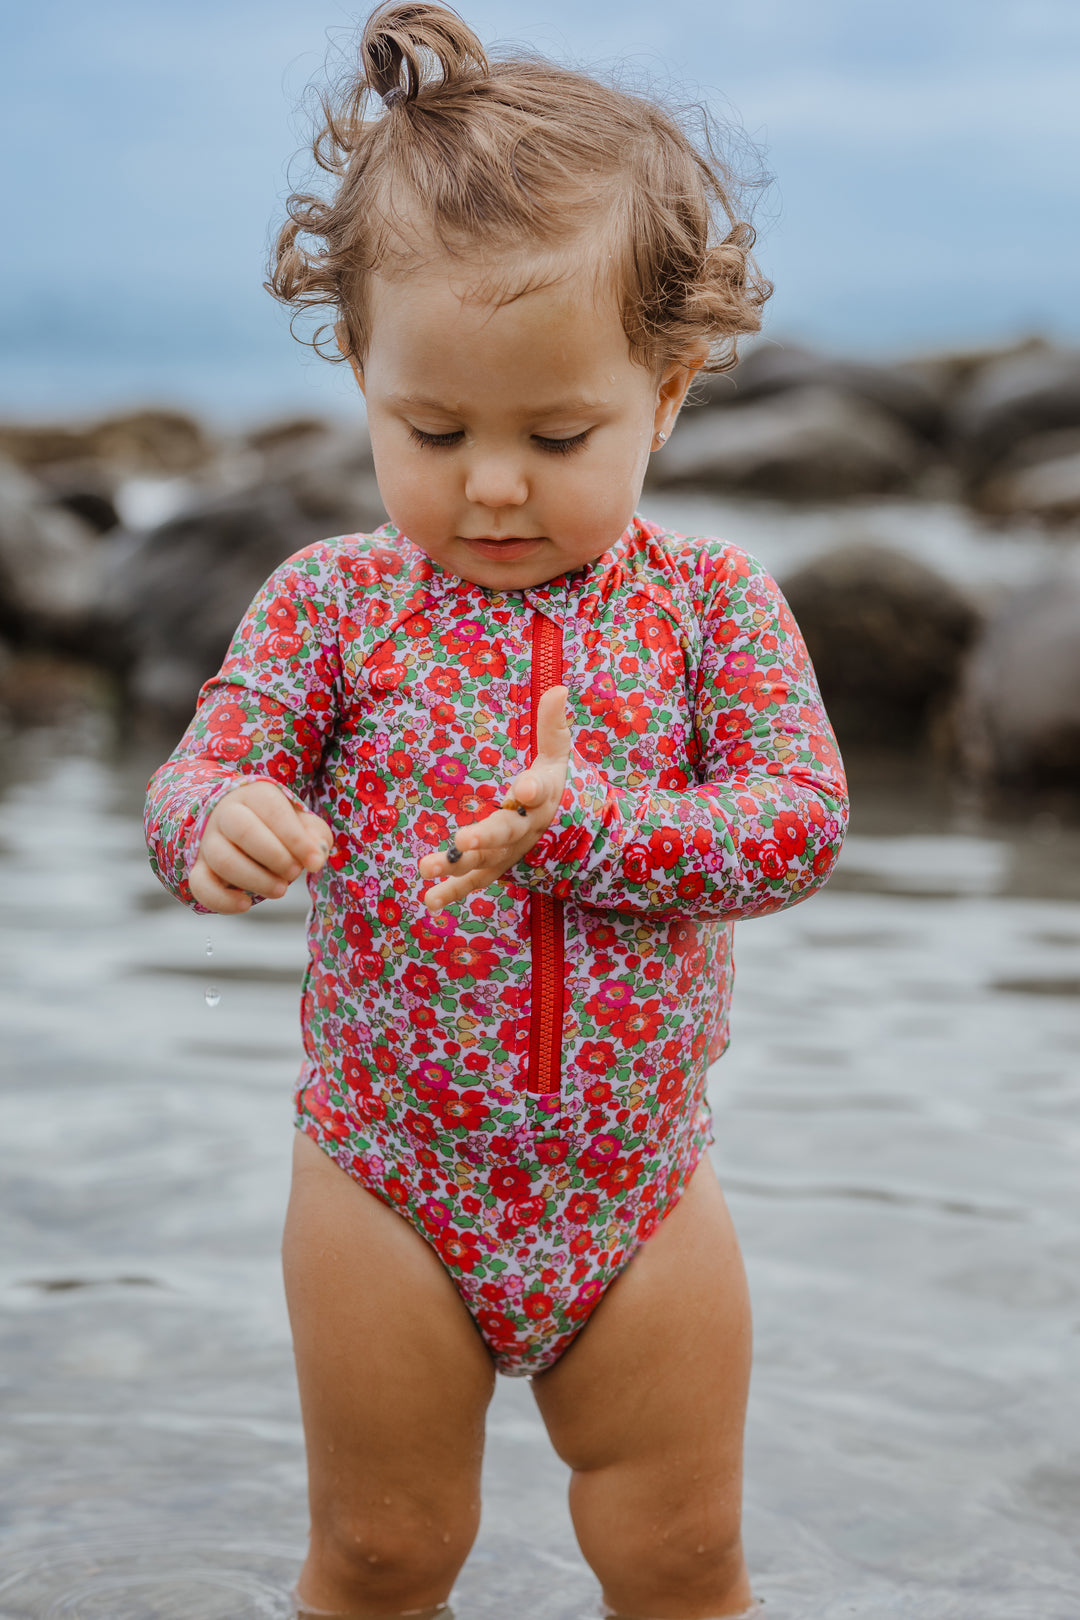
left=205, top=986, right=221, bottom=1009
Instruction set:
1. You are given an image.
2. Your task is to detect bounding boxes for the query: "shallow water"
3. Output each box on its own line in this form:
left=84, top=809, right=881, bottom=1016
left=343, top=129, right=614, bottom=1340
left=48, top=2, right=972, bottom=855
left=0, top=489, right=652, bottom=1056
left=1, top=716, right=1079, bottom=1619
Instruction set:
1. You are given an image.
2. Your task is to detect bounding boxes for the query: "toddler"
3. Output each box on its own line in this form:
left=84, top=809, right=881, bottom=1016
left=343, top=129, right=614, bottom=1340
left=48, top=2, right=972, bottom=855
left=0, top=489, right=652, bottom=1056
left=145, top=5, right=848, bottom=1617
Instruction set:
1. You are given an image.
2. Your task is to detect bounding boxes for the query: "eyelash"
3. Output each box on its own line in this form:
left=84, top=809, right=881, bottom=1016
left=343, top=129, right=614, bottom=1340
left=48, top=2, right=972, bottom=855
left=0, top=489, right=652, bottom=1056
left=408, top=427, right=591, bottom=456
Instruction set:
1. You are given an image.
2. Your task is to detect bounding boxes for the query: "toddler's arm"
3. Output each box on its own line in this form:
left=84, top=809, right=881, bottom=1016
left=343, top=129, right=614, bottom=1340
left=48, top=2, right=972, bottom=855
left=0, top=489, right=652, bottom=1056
left=512, top=549, right=846, bottom=921
left=144, top=548, right=339, bottom=912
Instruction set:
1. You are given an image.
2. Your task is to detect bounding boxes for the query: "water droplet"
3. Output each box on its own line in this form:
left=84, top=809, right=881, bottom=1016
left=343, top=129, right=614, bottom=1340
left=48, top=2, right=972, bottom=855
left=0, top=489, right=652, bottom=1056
left=204, top=986, right=221, bottom=1009
left=205, top=936, right=214, bottom=959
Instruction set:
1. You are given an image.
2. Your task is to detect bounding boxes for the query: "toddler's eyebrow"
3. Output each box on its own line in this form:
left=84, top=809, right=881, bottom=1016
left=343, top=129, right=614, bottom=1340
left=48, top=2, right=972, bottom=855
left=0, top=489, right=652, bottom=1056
left=390, top=390, right=611, bottom=416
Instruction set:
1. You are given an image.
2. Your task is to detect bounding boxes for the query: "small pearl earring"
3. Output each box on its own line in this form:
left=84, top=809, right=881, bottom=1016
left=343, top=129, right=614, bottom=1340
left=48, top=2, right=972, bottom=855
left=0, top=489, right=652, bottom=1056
left=656, top=430, right=668, bottom=443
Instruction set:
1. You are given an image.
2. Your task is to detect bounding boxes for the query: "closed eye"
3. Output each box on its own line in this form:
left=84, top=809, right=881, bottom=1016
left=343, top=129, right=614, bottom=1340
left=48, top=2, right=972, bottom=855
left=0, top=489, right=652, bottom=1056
left=410, top=427, right=463, bottom=450
left=533, top=430, right=591, bottom=456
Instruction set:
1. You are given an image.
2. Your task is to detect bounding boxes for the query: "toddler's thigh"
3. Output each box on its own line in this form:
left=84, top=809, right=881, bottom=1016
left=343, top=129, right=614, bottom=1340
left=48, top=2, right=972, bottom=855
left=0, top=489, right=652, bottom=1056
left=283, top=1131, right=495, bottom=1539
left=532, top=1157, right=752, bottom=1545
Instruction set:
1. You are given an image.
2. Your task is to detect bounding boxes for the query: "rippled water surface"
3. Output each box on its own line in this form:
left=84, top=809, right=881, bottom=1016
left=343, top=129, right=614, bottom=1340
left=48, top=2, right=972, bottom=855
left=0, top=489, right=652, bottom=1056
left=2, top=717, right=1079, bottom=1619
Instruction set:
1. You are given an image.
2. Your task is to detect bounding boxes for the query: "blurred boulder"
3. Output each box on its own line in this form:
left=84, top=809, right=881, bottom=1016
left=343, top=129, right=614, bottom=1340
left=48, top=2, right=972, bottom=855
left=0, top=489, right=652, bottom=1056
left=975, top=428, right=1080, bottom=524
left=0, top=408, right=211, bottom=476
left=0, top=458, right=104, bottom=651
left=781, top=543, right=981, bottom=749
left=34, top=461, right=121, bottom=534
left=698, top=343, right=946, bottom=442
left=266, top=423, right=383, bottom=536
left=951, top=346, right=1080, bottom=490
left=652, top=386, right=926, bottom=500
left=109, top=465, right=380, bottom=729
left=954, top=582, right=1080, bottom=790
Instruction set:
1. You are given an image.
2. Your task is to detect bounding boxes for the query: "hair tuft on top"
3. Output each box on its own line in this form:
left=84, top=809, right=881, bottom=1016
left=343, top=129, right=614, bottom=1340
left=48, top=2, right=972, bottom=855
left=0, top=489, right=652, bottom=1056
left=267, top=0, right=772, bottom=372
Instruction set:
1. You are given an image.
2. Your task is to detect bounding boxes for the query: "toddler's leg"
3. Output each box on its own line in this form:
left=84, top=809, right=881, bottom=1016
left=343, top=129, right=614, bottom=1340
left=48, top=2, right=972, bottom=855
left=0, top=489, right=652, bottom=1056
left=283, top=1131, right=495, bottom=1617
left=532, top=1157, right=754, bottom=1620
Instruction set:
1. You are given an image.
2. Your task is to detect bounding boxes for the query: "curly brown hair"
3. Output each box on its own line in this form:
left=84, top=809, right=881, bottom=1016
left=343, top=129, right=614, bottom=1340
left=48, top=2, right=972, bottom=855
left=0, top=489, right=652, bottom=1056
left=267, top=1, right=772, bottom=375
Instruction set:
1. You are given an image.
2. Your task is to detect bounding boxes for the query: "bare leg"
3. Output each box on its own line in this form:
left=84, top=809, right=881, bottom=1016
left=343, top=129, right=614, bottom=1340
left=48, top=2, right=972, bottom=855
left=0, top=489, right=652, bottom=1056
left=532, top=1158, right=754, bottom=1620
left=283, top=1131, right=495, bottom=1616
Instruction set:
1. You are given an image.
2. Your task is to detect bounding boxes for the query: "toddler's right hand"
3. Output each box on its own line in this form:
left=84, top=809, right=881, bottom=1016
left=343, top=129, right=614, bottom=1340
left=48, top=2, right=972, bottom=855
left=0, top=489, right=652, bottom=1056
left=188, top=781, right=334, bottom=913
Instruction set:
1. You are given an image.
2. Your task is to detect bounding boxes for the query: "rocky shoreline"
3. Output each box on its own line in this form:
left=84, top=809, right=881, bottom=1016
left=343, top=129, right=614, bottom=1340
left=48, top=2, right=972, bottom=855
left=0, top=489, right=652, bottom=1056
left=1, top=337, right=1078, bottom=802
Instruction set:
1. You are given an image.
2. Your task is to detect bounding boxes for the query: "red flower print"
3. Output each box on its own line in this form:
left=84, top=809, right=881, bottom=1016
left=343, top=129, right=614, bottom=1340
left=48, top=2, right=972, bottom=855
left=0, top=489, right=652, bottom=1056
left=813, top=845, right=836, bottom=876
left=621, top=844, right=650, bottom=884
left=475, top=1309, right=517, bottom=1347
left=424, top=667, right=461, bottom=699
left=342, top=912, right=373, bottom=951
left=416, top=809, right=449, bottom=845
left=433, top=1089, right=490, bottom=1131
left=388, top=749, right=413, bottom=778
left=578, top=730, right=611, bottom=765
left=648, top=827, right=684, bottom=870
left=536, top=1137, right=569, bottom=1165
left=565, top=1279, right=603, bottom=1320
left=422, top=754, right=469, bottom=797
left=264, top=596, right=297, bottom=635
left=436, top=934, right=500, bottom=981
left=401, top=1108, right=438, bottom=1142
left=355, top=770, right=386, bottom=804
left=658, top=766, right=689, bottom=789
left=377, top=897, right=402, bottom=927
left=488, top=1164, right=532, bottom=1201
left=522, top=1291, right=552, bottom=1320
left=506, top=1195, right=548, bottom=1228
left=409, top=910, right=456, bottom=950
left=583, top=1078, right=613, bottom=1105
left=206, top=701, right=247, bottom=736
left=372, top=1044, right=397, bottom=1075
left=676, top=872, right=706, bottom=902
left=608, top=1001, right=664, bottom=1048
left=565, top=1191, right=599, bottom=1223
left=636, top=614, right=675, bottom=653
left=772, top=811, right=808, bottom=858
left=437, top=1230, right=482, bottom=1272
left=666, top=919, right=698, bottom=957
left=609, top=695, right=650, bottom=739
left=599, top=1159, right=640, bottom=1196
left=461, top=642, right=507, bottom=679
left=402, top=962, right=439, bottom=999
left=411, top=1060, right=452, bottom=1099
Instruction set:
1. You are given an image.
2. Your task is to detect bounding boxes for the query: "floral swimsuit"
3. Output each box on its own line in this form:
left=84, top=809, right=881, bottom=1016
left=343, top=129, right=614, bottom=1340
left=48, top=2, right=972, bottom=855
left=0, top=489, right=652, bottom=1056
left=145, top=515, right=848, bottom=1375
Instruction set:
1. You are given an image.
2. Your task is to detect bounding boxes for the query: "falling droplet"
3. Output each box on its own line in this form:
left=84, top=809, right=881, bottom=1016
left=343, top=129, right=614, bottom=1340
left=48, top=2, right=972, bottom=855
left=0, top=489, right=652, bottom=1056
left=205, top=936, right=214, bottom=959
left=204, top=986, right=221, bottom=1009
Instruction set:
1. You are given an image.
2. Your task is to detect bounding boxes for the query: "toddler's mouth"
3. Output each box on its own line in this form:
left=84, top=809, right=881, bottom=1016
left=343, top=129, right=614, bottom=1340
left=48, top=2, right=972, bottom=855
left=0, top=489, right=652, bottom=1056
left=460, top=535, right=545, bottom=559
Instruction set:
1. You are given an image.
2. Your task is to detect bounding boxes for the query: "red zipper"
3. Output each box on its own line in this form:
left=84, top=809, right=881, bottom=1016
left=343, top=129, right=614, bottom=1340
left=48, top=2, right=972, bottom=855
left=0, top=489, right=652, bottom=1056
left=527, top=610, right=564, bottom=1105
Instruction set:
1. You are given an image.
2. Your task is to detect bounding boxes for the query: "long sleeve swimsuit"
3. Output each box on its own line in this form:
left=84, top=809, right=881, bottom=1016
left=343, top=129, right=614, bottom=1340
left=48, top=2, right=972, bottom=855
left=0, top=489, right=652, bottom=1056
left=146, top=515, right=848, bottom=1374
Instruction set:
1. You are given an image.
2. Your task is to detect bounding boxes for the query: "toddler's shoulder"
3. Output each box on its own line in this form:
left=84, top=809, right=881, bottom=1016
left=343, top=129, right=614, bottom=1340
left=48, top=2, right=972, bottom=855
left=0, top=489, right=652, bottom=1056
left=260, top=525, right=435, bottom=609
left=626, top=517, right=780, bottom=613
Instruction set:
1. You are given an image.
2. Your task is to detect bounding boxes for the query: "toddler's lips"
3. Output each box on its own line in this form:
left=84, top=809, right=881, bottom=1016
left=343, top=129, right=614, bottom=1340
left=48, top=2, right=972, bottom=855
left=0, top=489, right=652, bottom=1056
left=460, top=535, right=545, bottom=560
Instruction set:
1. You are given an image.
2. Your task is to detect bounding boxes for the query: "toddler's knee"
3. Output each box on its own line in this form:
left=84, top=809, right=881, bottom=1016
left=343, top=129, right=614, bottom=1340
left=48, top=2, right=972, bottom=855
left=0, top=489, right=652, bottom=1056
left=313, top=1500, right=476, bottom=1608
left=592, top=1506, right=747, bottom=1612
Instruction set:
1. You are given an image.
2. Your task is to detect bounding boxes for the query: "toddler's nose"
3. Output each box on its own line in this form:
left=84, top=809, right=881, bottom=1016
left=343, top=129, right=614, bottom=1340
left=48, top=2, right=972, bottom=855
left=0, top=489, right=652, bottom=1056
left=464, top=455, right=528, bottom=509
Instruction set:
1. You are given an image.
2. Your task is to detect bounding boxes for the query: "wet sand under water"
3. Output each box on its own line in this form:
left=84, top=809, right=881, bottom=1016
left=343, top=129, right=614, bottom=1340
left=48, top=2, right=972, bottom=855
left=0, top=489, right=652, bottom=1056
left=0, top=722, right=1079, bottom=1620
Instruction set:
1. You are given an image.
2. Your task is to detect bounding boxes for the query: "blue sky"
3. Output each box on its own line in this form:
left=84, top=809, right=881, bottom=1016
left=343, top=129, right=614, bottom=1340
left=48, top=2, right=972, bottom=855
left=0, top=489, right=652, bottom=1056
left=2, top=0, right=1079, bottom=422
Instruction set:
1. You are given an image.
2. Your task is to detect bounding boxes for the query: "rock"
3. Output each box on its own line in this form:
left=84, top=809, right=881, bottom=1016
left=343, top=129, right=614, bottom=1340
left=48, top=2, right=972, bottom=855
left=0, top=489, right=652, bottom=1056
left=697, top=343, right=946, bottom=441
left=243, top=416, right=335, bottom=457
left=652, top=386, right=927, bottom=500
left=951, top=346, right=1080, bottom=486
left=0, top=409, right=211, bottom=476
left=33, top=461, right=121, bottom=534
left=780, top=543, right=982, bottom=749
left=266, top=423, right=383, bottom=536
left=976, top=427, right=1080, bottom=524
left=109, top=480, right=374, bottom=727
left=0, top=458, right=104, bottom=650
left=954, top=582, right=1080, bottom=790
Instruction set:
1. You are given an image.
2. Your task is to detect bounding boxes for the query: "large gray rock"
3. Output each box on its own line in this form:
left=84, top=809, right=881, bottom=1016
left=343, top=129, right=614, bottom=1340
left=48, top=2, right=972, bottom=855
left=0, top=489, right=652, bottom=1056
left=698, top=343, right=946, bottom=441
left=951, top=346, right=1080, bottom=485
left=0, top=408, right=211, bottom=476
left=109, top=484, right=322, bottom=727
left=780, top=543, right=981, bottom=749
left=976, top=427, right=1080, bottom=524
left=0, top=458, right=103, bottom=649
left=954, top=582, right=1080, bottom=790
left=109, top=454, right=385, bottom=728
left=653, top=386, right=927, bottom=500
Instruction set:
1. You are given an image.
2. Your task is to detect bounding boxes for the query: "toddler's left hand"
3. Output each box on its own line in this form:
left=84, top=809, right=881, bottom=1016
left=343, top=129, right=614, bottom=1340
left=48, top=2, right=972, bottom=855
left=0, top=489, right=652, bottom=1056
left=419, top=686, right=571, bottom=912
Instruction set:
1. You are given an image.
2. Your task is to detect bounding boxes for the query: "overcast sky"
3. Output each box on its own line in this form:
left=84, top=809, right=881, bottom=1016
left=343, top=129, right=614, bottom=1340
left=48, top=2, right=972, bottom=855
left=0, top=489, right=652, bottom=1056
left=3, top=0, right=1079, bottom=422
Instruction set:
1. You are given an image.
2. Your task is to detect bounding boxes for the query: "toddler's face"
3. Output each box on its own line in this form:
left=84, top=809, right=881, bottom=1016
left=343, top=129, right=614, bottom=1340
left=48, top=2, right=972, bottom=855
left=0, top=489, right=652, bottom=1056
left=352, top=256, right=699, bottom=590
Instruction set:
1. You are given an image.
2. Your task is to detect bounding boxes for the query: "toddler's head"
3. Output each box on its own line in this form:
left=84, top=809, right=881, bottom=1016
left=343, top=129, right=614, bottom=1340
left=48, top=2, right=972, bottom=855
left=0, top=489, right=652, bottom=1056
left=269, top=1, right=770, bottom=589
